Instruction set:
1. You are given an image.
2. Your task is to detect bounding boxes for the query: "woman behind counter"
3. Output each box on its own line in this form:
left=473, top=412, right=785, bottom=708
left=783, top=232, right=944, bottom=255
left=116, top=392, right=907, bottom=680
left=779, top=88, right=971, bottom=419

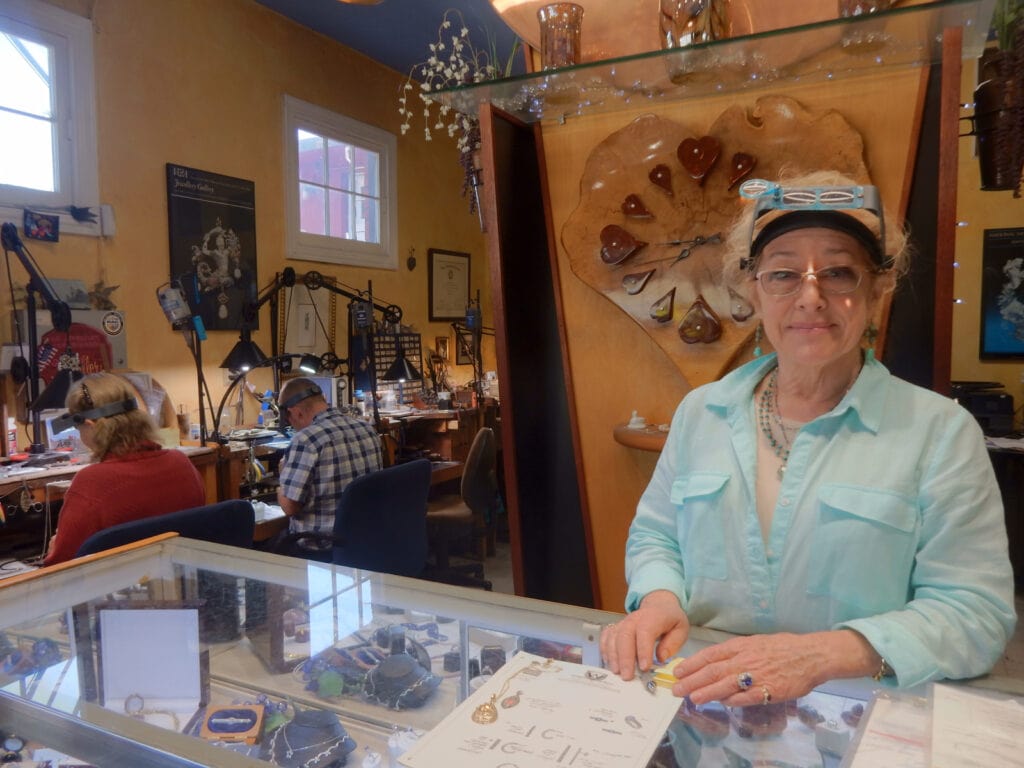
left=42, top=373, right=205, bottom=565
left=602, top=171, right=1016, bottom=705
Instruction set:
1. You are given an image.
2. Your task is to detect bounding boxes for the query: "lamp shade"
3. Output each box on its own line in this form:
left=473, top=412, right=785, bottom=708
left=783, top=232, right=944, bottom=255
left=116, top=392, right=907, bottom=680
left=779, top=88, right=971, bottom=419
left=298, top=353, right=320, bottom=374
left=383, top=352, right=422, bottom=382
left=31, top=368, right=84, bottom=411
left=220, top=337, right=266, bottom=371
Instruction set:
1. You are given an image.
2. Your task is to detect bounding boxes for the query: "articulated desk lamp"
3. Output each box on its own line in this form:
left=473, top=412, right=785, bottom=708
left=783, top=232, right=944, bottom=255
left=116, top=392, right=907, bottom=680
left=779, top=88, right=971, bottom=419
left=451, top=291, right=494, bottom=406
left=1, top=222, right=83, bottom=456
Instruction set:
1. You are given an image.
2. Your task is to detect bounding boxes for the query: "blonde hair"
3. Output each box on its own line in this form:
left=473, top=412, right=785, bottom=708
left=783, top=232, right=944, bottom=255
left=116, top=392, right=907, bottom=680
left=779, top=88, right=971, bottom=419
left=720, top=169, right=912, bottom=296
left=64, top=372, right=158, bottom=460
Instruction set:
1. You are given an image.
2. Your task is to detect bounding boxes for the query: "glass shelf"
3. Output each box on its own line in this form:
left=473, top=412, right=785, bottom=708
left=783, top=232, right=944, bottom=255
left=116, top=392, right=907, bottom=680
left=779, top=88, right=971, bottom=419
left=432, top=0, right=995, bottom=124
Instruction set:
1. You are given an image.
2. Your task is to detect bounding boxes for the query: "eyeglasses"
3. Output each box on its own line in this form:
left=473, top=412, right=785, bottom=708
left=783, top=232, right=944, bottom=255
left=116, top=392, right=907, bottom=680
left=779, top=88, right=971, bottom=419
left=754, top=265, right=876, bottom=296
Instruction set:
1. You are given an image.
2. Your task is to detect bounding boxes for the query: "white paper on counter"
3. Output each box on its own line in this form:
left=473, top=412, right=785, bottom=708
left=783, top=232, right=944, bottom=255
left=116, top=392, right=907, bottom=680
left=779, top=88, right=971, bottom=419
left=399, top=651, right=682, bottom=768
left=929, top=683, right=1024, bottom=768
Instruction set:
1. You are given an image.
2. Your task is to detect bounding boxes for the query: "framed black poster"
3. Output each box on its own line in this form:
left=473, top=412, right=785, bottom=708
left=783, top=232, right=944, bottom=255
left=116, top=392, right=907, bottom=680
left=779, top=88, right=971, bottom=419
left=166, top=164, right=258, bottom=331
left=980, top=227, right=1024, bottom=358
left=428, top=248, right=470, bottom=321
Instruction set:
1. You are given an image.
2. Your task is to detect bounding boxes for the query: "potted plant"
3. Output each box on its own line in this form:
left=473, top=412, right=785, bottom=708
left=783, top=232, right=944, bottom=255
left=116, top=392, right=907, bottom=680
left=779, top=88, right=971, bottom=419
left=398, top=10, right=519, bottom=214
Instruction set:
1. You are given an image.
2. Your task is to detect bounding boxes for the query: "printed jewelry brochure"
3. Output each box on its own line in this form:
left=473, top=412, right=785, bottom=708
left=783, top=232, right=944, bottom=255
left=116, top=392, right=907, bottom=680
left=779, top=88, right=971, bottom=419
left=399, top=652, right=682, bottom=768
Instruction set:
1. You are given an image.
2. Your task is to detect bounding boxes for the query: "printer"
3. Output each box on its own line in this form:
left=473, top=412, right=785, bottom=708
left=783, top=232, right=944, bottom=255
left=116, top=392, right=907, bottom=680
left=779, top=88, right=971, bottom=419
left=951, top=381, right=1015, bottom=436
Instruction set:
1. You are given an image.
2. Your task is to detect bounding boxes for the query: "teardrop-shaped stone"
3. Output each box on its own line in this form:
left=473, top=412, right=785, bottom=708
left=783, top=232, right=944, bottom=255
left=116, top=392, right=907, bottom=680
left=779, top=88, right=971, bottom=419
left=728, top=287, right=754, bottom=321
left=649, top=164, right=673, bottom=196
left=600, top=224, right=647, bottom=265
left=677, top=136, right=721, bottom=186
left=679, top=294, right=723, bottom=344
left=728, top=152, right=757, bottom=189
left=621, top=194, right=653, bottom=218
left=650, top=287, right=676, bottom=323
left=622, top=269, right=656, bottom=295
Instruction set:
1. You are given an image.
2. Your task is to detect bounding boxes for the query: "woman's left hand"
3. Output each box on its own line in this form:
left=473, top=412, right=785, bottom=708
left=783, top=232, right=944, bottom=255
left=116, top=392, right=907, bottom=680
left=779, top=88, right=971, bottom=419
left=669, top=630, right=855, bottom=706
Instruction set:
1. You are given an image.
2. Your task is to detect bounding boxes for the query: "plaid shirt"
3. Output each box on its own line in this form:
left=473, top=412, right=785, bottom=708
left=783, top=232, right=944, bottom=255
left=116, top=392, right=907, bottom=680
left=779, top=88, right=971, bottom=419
left=278, top=408, right=382, bottom=534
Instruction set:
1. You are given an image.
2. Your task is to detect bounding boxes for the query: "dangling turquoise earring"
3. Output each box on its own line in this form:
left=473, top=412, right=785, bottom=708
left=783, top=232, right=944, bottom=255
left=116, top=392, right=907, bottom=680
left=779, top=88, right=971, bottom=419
left=753, top=322, right=763, bottom=358
left=864, top=322, right=878, bottom=361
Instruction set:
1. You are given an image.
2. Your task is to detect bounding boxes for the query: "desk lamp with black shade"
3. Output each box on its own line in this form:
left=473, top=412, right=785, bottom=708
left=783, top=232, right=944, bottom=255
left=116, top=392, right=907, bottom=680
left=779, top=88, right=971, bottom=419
left=1, top=222, right=83, bottom=457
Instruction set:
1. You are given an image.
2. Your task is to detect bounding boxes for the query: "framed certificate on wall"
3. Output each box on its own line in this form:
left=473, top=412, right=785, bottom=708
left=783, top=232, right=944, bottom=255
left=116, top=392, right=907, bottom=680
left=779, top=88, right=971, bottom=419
left=428, top=248, right=470, bottom=321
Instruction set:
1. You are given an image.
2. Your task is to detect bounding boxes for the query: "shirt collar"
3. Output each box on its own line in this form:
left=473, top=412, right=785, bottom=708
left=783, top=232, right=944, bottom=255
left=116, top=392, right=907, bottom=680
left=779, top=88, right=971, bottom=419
left=706, top=352, right=889, bottom=434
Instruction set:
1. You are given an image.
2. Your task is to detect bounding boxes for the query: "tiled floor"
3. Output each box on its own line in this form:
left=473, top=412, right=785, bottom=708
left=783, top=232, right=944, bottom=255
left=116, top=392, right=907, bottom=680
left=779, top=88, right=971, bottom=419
left=486, top=544, right=1024, bottom=681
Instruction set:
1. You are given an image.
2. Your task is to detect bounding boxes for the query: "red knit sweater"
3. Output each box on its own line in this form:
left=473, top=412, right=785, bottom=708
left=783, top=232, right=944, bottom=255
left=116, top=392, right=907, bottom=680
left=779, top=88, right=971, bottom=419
left=43, top=445, right=206, bottom=565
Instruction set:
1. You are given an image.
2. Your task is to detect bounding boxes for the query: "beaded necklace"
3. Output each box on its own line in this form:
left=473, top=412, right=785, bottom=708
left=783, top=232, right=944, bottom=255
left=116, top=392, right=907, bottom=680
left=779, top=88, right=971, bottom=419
left=758, top=364, right=859, bottom=479
left=758, top=368, right=791, bottom=480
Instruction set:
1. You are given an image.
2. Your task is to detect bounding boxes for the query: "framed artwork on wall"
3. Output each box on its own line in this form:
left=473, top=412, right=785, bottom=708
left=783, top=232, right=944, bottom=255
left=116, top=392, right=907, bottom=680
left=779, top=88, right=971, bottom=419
left=980, top=227, right=1024, bottom=358
left=435, top=336, right=450, bottom=361
left=166, top=163, right=258, bottom=331
left=428, top=248, right=470, bottom=321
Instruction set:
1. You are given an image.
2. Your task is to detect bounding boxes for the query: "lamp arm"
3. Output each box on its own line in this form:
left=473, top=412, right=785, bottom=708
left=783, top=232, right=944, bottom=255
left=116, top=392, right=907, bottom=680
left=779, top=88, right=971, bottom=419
left=211, top=371, right=250, bottom=443
left=2, top=223, right=75, bottom=453
left=302, top=270, right=402, bottom=325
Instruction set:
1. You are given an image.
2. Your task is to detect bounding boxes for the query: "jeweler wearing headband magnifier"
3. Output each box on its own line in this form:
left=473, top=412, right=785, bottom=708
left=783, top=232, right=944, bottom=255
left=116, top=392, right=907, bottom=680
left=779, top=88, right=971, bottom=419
left=271, top=376, right=382, bottom=560
left=602, top=170, right=1015, bottom=706
left=42, top=372, right=205, bottom=565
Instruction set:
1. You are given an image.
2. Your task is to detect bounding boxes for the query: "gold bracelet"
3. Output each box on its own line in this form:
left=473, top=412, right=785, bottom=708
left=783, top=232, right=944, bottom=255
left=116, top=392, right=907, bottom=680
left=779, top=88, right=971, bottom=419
left=872, top=658, right=894, bottom=682
left=124, top=693, right=181, bottom=731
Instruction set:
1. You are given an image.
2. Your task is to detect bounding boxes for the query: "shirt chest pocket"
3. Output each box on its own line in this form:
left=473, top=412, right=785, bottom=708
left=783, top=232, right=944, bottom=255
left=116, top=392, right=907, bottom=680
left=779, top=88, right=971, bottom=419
left=671, top=472, right=731, bottom=582
left=808, top=484, right=919, bottom=613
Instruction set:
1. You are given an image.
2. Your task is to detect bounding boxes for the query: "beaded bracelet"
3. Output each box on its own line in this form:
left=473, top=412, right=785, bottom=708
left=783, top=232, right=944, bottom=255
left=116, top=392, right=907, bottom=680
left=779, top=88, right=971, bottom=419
left=872, top=658, right=894, bottom=682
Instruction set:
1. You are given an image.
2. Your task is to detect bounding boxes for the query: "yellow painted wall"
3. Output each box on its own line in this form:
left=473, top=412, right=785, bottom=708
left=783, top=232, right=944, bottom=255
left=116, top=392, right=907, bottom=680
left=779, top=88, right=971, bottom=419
left=13, top=0, right=489, bottom=429
left=953, top=59, right=1024, bottom=405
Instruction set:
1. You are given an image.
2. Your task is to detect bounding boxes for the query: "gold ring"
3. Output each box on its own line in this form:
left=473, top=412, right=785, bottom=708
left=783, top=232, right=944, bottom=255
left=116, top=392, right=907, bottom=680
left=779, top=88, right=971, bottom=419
left=761, top=685, right=772, bottom=705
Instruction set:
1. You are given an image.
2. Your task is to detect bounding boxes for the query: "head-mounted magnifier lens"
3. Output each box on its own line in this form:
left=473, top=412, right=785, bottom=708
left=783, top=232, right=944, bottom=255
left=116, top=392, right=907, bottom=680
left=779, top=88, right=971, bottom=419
left=51, top=397, right=138, bottom=433
left=737, top=178, right=890, bottom=272
left=277, top=385, right=322, bottom=428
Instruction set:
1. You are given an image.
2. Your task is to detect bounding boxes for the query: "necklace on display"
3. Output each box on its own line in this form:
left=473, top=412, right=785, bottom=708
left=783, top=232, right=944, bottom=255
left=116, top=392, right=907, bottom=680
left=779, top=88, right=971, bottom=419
left=269, top=723, right=343, bottom=767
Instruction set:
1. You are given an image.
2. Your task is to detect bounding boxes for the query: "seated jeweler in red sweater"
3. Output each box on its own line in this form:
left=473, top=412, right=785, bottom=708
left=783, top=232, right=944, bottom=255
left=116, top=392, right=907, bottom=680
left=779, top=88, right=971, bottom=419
left=42, top=372, right=205, bottom=565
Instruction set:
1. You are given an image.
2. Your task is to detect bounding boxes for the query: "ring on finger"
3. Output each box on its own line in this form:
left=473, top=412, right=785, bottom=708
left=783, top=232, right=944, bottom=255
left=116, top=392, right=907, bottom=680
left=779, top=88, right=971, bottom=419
left=761, top=685, right=772, bottom=705
left=737, top=672, right=754, bottom=691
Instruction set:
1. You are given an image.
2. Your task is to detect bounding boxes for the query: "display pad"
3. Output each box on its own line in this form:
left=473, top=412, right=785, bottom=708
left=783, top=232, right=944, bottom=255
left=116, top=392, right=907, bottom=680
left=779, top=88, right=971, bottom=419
left=0, top=539, right=912, bottom=767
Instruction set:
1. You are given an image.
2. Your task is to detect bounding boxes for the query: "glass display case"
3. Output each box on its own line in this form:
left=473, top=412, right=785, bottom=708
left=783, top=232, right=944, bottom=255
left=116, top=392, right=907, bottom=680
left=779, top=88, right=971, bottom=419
left=0, top=539, right=902, bottom=766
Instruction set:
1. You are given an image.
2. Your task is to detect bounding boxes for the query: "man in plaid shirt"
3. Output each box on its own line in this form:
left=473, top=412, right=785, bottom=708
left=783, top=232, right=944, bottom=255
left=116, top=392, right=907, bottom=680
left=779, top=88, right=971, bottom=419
left=275, top=377, right=382, bottom=557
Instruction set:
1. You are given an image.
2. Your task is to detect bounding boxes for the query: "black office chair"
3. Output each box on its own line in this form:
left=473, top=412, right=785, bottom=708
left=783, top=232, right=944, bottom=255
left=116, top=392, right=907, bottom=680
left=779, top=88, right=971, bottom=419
left=282, top=459, right=432, bottom=578
left=425, top=427, right=499, bottom=591
left=75, top=499, right=256, bottom=643
left=75, top=499, right=256, bottom=557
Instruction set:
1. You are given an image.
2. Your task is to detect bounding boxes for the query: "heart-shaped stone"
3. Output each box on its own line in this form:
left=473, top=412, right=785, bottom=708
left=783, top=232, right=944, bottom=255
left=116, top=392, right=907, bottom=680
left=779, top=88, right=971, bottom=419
left=600, top=224, right=647, bottom=265
left=677, top=136, right=721, bottom=185
left=622, top=269, right=656, bottom=295
left=679, top=294, right=723, bottom=344
left=621, top=194, right=653, bottom=218
left=649, top=164, right=673, bottom=196
left=728, top=287, right=754, bottom=321
left=728, top=152, right=757, bottom=189
left=650, top=287, right=676, bottom=323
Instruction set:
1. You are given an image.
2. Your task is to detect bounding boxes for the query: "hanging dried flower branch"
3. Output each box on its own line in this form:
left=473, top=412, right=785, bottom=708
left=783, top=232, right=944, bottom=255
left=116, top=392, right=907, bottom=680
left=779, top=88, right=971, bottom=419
left=398, top=9, right=519, bottom=213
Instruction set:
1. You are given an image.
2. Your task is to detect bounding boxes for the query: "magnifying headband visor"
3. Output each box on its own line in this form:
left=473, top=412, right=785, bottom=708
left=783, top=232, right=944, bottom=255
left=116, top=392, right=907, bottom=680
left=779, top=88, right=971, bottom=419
left=737, top=179, right=892, bottom=272
left=277, top=385, right=322, bottom=428
left=51, top=397, right=138, bottom=433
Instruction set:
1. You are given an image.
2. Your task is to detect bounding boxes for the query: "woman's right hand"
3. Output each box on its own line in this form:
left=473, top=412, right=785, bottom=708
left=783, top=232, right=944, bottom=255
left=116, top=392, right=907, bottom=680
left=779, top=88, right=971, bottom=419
left=601, top=590, right=690, bottom=680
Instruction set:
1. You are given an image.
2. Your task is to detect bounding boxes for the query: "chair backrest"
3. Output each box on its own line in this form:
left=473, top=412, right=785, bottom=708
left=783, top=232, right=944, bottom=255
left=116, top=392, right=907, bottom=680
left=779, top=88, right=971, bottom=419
left=460, top=427, right=498, bottom=516
left=75, top=499, right=256, bottom=557
left=331, top=458, right=431, bottom=577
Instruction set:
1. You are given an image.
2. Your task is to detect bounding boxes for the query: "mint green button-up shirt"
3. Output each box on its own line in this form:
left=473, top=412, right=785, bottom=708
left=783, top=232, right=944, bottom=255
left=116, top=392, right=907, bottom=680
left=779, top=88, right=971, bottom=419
left=625, top=355, right=1016, bottom=687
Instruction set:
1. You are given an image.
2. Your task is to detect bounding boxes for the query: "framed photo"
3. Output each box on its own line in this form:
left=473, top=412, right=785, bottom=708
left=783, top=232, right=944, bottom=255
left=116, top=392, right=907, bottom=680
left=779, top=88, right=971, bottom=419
left=428, top=248, right=470, bottom=321
left=455, top=328, right=474, bottom=366
left=277, top=275, right=337, bottom=364
left=166, top=163, right=258, bottom=331
left=435, top=336, right=450, bottom=361
left=980, top=227, right=1024, bottom=358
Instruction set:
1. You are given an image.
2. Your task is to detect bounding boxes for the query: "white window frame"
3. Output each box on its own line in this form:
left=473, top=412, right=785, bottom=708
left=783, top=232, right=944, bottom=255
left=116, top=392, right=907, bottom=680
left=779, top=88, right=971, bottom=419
left=0, top=0, right=100, bottom=236
left=284, top=95, right=397, bottom=269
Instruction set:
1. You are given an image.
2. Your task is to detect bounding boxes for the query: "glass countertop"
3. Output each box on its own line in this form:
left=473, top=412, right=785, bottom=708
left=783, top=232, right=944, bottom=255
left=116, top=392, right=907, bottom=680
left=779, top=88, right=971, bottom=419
left=0, top=539, right=900, bottom=766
